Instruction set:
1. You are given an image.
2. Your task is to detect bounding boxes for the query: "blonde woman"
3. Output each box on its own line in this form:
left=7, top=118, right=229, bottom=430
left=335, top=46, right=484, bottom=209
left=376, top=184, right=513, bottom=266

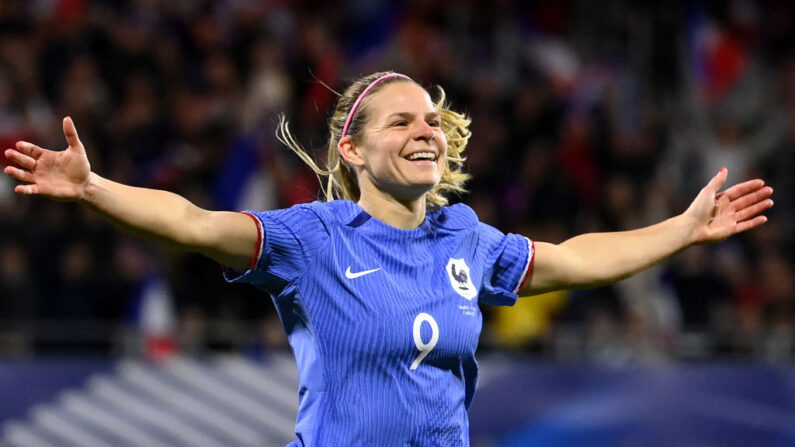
left=4, top=72, right=773, bottom=446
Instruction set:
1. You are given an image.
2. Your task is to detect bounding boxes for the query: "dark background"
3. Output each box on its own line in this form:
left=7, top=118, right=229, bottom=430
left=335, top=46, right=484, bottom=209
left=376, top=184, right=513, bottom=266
left=0, top=0, right=792, bottom=365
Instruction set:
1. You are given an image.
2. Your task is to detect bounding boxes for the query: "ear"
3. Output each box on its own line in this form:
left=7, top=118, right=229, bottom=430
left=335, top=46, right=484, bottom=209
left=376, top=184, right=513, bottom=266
left=338, top=135, right=365, bottom=167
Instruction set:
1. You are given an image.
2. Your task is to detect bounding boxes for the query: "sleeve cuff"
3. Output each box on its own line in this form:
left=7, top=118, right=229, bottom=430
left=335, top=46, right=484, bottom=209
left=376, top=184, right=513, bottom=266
left=221, top=211, right=264, bottom=282
left=513, top=238, right=535, bottom=294
left=240, top=211, right=264, bottom=271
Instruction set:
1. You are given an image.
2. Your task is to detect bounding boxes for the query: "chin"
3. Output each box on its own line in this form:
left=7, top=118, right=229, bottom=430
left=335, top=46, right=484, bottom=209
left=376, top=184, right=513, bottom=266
left=412, top=176, right=441, bottom=190
left=397, top=180, right=439, bottom=200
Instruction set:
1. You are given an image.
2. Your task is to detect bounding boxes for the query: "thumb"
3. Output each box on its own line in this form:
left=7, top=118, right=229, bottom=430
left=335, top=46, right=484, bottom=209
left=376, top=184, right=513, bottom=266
left=706, top=167, right=728, bottom=194
left=63, top=116, right=85, bottom=153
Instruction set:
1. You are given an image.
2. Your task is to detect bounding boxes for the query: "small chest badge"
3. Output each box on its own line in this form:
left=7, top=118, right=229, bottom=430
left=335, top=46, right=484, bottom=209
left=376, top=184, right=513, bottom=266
left=446, top=258, right=477, bottom=300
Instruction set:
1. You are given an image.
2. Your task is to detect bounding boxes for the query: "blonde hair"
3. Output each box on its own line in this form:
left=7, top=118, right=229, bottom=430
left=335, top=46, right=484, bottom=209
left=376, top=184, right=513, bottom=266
left=276, top=71, right=472, bottom=209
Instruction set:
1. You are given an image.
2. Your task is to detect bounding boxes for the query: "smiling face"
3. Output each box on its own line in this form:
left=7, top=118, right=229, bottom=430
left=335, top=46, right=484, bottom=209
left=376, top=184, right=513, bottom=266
left=340, top=81, right=448, bottom=203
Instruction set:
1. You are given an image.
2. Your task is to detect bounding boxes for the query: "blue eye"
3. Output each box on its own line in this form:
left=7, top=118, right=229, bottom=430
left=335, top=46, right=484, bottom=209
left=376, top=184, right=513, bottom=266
left=392, top=121, right=407, bottom=127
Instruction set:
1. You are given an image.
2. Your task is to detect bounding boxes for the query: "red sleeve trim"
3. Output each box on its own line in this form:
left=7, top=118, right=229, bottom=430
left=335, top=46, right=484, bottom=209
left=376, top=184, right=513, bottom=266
left=240, top=211, right=263, bottom=271
left=515, top=238, right=535, bottom=294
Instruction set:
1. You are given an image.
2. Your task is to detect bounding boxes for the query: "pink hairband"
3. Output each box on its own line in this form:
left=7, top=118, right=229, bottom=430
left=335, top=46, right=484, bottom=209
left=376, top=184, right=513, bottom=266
left=341, top=73, right=413, bottom=137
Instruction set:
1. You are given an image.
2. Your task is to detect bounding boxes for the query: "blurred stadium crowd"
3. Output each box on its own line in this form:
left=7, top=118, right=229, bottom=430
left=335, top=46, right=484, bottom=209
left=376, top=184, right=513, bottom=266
left=0, top=0, right=792, bottom=363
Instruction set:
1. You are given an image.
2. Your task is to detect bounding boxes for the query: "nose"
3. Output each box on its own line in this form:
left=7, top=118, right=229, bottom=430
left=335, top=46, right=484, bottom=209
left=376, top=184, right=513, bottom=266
left=413, top=121, right=435, bottom=142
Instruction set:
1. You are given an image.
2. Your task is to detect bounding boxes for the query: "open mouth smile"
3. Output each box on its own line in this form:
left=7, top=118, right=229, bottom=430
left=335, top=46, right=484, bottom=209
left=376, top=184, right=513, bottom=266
left=404, top=151, right=438, bottom=164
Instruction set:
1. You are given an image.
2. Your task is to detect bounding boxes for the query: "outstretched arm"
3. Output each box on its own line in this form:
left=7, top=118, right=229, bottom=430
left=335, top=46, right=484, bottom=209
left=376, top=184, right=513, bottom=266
left=4, top=117, right=258, bottom=271
left=523, top=168, right=773, bottom=295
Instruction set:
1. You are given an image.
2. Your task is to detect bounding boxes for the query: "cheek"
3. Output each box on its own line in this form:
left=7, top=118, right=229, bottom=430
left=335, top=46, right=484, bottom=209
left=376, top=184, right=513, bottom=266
left=373, top=150, right=400, bottom=176
left=438, top=139, right=448, bottom=164
left=437, top=132, right=448, bottom=153
left=361, top=136, right=399, bottom=170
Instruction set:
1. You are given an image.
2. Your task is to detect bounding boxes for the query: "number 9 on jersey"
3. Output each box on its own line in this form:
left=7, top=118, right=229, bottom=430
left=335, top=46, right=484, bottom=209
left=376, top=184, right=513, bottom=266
left=410, top=313, right=439, bottom=370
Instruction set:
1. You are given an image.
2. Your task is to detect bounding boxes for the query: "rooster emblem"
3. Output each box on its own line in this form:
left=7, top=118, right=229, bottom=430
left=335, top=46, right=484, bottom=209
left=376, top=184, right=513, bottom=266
left=446, top=258, right=476, bottom=300
left=450, top=264, right=469, bottom=290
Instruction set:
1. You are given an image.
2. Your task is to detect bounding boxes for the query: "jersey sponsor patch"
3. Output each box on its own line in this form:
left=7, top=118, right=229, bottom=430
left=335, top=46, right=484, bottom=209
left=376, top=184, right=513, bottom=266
left=446, top=258, right=477, bottom=300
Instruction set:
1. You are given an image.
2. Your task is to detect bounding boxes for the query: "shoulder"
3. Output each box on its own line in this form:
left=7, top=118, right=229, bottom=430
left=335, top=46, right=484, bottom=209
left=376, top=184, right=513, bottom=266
left=307, top=200, right=362, bottom=225
left=428, top=203, right=479, bottom=231
left=262, top=200, right=358, bottom=223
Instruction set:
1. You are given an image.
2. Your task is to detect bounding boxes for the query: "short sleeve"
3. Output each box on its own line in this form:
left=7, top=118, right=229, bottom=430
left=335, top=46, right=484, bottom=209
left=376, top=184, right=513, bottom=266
left=223, top=203, right=330, bottom=294
left=478, top=222, right=535, bottom=306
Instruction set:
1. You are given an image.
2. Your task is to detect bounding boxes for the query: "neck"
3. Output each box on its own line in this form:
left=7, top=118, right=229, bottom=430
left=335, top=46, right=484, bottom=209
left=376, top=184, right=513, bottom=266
left=357, top=184, right=427, bottom=229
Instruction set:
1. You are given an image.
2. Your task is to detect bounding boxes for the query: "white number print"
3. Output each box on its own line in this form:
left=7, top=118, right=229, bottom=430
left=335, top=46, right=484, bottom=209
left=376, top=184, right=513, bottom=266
left=410, top=313, right=439, bottom=370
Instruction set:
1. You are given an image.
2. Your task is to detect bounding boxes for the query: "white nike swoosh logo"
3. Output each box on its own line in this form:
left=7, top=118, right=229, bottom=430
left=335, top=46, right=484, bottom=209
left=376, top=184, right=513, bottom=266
left=345, top=266, right=382, bottom=279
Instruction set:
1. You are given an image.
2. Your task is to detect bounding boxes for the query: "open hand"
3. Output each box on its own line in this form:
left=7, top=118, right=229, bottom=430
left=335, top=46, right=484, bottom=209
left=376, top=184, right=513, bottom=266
left=3, top=117, right=90, bottom=201
left=685, top=168, right=774, bottom=244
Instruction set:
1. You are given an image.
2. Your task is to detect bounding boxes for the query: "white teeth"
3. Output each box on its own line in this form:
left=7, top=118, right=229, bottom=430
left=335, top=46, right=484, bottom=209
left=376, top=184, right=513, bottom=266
left=407, top=152, right=436, bottom=161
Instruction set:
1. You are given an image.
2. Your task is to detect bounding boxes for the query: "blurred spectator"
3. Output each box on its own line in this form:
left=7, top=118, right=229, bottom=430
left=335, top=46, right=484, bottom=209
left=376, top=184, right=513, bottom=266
left=0, top=242, right=37, bottom=354
left=0, top=1, right=791, bottom=363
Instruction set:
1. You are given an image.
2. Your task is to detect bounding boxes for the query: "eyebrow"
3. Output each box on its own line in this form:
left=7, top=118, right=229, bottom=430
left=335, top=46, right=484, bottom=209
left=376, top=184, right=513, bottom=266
left=385, top=111, right=441, bottom=121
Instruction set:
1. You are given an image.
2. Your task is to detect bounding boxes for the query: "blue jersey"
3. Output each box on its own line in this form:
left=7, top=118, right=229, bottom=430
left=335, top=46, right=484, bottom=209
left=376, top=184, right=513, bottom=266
left=225, top=200, right=534, bottom=446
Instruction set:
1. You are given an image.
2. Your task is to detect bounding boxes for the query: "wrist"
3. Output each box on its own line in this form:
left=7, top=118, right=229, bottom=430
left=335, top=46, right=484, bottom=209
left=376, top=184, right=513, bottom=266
left=674, top=212, right=701, bottom=247
left=79, top=172, right=102, bottom=205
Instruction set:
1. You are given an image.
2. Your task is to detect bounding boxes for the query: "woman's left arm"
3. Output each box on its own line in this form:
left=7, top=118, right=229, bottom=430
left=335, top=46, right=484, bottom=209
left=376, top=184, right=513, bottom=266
left=522, top=168, right=773, bottom=296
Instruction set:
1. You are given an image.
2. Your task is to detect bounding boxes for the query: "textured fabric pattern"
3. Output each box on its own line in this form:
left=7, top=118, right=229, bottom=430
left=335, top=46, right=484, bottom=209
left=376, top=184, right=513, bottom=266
left=224, top=200, right=533, bottom=446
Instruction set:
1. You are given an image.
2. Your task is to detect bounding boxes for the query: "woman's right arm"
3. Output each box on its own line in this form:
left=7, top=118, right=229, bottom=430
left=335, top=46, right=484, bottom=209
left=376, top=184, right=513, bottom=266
left=4, top=117, right=258, bottom=271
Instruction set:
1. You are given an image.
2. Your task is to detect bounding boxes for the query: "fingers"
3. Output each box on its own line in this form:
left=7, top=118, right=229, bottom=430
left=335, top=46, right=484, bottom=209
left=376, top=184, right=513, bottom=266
left=705, top=167, right=728, bottom=193
left=62, top=116, right=85, bottom=153
left=14, top=184, right=40, bottom=195
left=734, top=198, right=774, bottom=222
left=4, top=149, right=36, bottom=170
left=4, top=147, right=40, bottom=195
left=15, top=141, right=44, bottom=159
left=721, top=178, right=766, bottom=201
left=730, top=185, right=773, bottom=211
left=4, top=165, right=36, bottom=183
left=735, top=215, right=768, bottom=234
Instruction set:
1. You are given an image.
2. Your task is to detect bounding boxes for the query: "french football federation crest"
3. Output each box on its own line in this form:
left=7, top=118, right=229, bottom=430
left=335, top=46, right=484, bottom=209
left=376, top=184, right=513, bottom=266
left=446, top=258, right=477, bottom=300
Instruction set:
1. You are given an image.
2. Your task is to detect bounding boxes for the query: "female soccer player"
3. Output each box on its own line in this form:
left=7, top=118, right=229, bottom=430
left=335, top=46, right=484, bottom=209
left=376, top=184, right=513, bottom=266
left=4, top=72, right=773, bottom=446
